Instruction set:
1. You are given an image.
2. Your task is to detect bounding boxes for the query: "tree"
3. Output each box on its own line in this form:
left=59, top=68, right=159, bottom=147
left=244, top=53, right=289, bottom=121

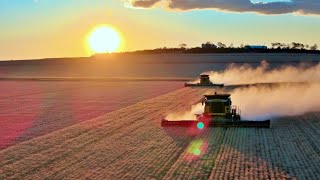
left=291, top=42, right=305, bottom=50
left=202, top=42, right=217, bottom=49
left=179, top=43, right=187, bottom=49
left=291, top=42, right=300, bottom=49
left=271, top=42, right=282, bottom=49
left=282, top=43, right=290, bottom=49
left=229, top=43, right=234, bottom=48
left=217, top=42, right=227, bottom=48
left=310, top=44, right=318, bottom=50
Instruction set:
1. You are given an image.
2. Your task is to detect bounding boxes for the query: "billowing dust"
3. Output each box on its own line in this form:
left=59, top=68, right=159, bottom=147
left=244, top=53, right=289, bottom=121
left=167, top=61, right=320, bottom=121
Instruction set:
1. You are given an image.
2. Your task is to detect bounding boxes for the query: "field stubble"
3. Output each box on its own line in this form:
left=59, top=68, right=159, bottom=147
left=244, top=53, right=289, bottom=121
left=0, top=81, right=182, bottom=149
left=0, top=87, right=319, bottom=179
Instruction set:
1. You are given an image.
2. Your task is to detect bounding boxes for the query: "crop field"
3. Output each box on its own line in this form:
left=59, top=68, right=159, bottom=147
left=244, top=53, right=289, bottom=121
left=0, top=87, right=319, bottom=179
left=0, top=80, right=182, bottom=150
left=1, top=54, right=319, bottom=79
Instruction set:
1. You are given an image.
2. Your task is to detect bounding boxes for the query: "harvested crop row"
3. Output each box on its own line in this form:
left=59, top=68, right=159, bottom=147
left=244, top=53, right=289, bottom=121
left=1, top=87, right=319, bottom=179
left=162, top=114, right=320, bottom=180
left=0, top=81, right=182, bottom=149
left=0, top=87, right=210, bottom=179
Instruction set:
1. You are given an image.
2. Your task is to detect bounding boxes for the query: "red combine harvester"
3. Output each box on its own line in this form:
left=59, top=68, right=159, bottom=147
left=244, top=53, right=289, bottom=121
left=162, top=93, right=270, bottom=128
left=184, top=74, right=224, bottom=87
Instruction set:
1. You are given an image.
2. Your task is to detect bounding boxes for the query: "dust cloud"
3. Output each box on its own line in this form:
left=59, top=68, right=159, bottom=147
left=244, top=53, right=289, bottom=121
left=165, top=103, right=204, bottom=121
left=232, top=83, right=320, bottom=120
left=223, top=61, right=320, bottom=120
left=207, top=61, right=320, bottom=85
left=167, top=61, right=320, bottom=121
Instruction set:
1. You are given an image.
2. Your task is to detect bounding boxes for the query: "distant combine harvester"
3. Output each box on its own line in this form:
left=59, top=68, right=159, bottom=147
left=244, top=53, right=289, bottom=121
left=185, top=74, right=224, bottom=87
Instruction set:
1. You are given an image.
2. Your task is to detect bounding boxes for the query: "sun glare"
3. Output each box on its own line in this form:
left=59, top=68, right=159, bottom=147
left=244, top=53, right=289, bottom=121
left=88, top=25, right=121, bottom=53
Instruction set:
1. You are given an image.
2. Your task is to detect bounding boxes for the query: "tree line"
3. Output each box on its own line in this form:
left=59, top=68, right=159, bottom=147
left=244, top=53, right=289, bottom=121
left=180, top=42, right=318, bottom=50
left=270, top=42, right=318, bottom=50
left=117, top=41, right=319, bottom=55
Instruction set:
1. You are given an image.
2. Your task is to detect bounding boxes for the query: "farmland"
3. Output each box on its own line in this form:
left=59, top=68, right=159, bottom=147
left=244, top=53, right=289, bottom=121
left=1, top=53, right=319, bottom=79
left=0, top=87, right=319, bottom=179
left=0, top=80, right=182, bottom=150
left=0, top=55, right=319, bottom=179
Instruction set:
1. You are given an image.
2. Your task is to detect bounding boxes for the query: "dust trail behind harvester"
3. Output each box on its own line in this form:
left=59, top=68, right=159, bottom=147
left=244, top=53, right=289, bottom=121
left=224, top=61, right=320, bottom=120
left=165, top=103, right=204, bottom=121
left=206, top=60, right=320, bottom=85
left=232, top=83, right=320, bottom=120
left=168, top=61, right=320, bottom=121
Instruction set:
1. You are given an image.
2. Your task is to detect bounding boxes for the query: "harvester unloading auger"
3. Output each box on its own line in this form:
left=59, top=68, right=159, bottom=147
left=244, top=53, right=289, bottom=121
left=185, top=74, right=224, bottom=87
left=162, top=92, right=270, bottom=128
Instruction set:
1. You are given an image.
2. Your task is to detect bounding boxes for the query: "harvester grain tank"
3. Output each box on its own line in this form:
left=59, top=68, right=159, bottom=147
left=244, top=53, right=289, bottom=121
left=162, top=92, right=270, bottom=128
left=184, top=74, right=224, bottom=87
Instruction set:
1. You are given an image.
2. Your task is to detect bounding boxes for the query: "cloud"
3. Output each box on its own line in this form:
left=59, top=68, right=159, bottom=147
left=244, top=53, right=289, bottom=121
left=124, top=0, right=320, bottom=15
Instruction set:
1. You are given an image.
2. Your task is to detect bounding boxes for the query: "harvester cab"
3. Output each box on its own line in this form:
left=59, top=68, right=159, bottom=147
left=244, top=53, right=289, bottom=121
left=200, top=74, right=210, bottom=84
left=184, top=74, right=224, bottom=87
left=161, top=92, right=270, bottom=128
left=202, top=93, right=241, bottom=121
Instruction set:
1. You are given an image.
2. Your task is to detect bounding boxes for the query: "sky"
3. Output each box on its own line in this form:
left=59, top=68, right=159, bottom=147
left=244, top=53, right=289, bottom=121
left=0, top=0, right=319, bottom=60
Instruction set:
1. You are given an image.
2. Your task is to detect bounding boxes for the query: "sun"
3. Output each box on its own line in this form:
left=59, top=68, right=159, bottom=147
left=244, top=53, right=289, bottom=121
left=88, top=25, right=121, bottom=53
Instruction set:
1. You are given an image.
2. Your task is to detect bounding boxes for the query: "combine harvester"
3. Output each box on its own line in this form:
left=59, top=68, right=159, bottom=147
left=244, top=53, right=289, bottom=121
left=185, top=74, right=224, bottom=87
left=162, top=92, right=270, bottom=128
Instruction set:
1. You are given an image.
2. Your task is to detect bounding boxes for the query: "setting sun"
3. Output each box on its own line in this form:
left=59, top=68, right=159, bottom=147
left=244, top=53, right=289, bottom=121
left=88, top=25, right=121, bottom=53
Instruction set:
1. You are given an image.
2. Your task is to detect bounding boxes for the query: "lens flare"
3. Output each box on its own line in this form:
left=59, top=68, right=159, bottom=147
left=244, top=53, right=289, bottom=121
left=193, top=148, right=201, bottom=156
left=187, top=140, right=203, bottom=156
left=185, top=139, right=208, bottom=161
left=197, top=122, right=205, bottom=130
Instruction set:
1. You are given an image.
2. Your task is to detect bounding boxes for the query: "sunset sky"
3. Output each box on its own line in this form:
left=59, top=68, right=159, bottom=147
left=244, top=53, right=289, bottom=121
left=0, top=0, right=319, bottom=60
